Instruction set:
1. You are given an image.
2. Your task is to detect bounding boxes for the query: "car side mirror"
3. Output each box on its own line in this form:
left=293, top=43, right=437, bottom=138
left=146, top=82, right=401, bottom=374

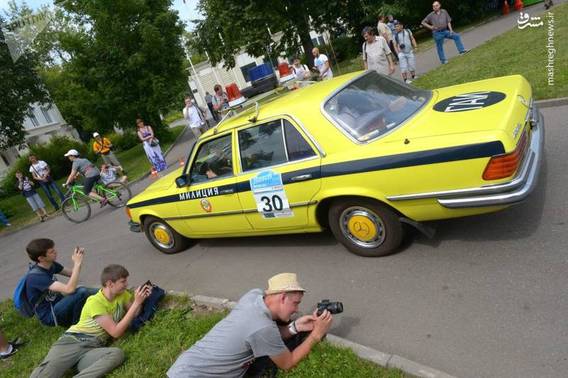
left=175, top=174, right=189, bottom=188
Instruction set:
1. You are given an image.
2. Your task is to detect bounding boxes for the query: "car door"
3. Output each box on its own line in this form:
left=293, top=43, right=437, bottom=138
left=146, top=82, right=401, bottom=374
left=236, top=117, right=321, bottom=230
left=175, top=131, right=252, bottom=235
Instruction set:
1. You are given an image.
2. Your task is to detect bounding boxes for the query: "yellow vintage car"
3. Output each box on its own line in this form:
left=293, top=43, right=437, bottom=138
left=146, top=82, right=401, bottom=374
left=126, top=71, right=544, bottom=257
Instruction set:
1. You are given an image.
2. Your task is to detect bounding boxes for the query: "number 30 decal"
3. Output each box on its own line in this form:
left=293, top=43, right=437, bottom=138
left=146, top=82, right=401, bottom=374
left=260, top=194, right=284, bottom=212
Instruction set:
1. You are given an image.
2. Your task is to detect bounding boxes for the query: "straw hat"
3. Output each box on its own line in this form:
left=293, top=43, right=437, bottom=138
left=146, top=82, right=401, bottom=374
left=265, top=273, right=305, bottom=295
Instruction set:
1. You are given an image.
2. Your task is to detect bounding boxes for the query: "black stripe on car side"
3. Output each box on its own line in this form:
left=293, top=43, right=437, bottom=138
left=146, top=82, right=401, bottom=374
left=127, top=183, right=236, bottom=209
left=127, top=140, right=504, bottom=209
left=320, top=140, right=504, bottom=178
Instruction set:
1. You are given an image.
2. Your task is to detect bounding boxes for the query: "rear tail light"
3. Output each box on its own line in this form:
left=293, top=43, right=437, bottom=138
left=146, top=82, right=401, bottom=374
left=483, top=131, right=528, bottom=180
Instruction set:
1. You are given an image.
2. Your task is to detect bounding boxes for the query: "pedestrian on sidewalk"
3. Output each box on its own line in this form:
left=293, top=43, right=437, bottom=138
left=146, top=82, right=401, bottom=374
left=421, top=1, right=468, bottom=65
left=136, top=118, right=167, bottom=172
left=362, top=26, right=395, bottom=76
left=15, top=171, right=48, bottom=222
left=312, top=47, right=333, bottom=80
left=212, top=84, right=229, bottom=118
left=394, top=21, right=418, bottom=83
left=0, top=208, right=11, bottom=227
left=92, top=132, right=123, bottom=174
left=183, top=96, right=206, bottom=140
left=29, top=155, right=66, bottom=211
left=205, top=91, right=218, bottom=122
left=377, top=15, right=398, bottom=63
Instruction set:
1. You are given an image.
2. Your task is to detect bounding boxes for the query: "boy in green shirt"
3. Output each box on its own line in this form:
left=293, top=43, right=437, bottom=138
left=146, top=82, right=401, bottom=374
left=31, top=265, right=151, bottom=378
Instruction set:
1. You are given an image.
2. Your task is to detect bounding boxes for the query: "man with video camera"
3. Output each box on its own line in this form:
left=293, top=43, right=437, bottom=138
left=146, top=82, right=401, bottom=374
left=168, top=273, right=338, bottom=377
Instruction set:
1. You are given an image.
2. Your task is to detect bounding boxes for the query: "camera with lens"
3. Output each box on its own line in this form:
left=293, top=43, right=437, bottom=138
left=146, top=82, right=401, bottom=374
left=399, top=44, right=406, bottom=50
left=316, top=299, right=344, bottom=316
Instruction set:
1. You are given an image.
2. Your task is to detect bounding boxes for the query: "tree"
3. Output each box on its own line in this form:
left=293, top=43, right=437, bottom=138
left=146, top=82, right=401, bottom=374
left=43, top=0, right=187, bottom=135
left=0, top=15, right=50, bottom=150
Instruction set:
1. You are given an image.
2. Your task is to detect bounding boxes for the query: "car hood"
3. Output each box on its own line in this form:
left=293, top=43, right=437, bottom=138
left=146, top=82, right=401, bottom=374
left=128, top=167, right=182, bottom=204
left=400, top=75, right=532, bottom=142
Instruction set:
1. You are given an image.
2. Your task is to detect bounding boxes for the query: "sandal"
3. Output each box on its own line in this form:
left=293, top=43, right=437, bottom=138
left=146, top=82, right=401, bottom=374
left=0, top=344, right=17, bottom=359
left=9, top=337, right=26, bottom=347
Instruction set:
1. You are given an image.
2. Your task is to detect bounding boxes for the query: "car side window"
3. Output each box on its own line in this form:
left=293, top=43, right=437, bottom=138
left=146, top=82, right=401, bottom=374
left=239, top=120, right=287, bottom=172
left=190, top=133, right=233, bottom=184
left=283, top=120, right=316, bottom=161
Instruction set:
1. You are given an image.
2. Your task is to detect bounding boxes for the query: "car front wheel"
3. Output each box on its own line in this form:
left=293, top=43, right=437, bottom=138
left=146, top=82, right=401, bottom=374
left=143, top=216, right=191, bottom=254
left=328, top=198, right=403, bottom=257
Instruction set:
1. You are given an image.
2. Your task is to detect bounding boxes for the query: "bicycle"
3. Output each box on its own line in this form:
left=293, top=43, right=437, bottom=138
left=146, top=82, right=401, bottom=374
left=61, top=180, right=132, bottom=223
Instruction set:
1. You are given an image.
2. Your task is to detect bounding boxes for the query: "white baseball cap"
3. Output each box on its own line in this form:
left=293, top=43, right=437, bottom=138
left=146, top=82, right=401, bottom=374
left=93, top=132, right=100, bottom=138
left=64, top=149, right=80, bottom=157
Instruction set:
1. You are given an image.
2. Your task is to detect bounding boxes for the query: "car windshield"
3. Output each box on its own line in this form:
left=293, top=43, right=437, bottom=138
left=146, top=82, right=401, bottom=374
left=323, top=71, right=431, bottom=142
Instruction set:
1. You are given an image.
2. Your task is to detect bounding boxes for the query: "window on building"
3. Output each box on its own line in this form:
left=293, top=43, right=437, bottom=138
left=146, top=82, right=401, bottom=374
left=28, top=108, right=40, bottom=127
left=41, top=107, right=53, bottom=123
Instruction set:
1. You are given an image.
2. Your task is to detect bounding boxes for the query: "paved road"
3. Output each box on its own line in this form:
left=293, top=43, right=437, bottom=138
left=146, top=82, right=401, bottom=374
left=2, top=5, right=567, bottom=377
left=1, top=105, right=566, bottom=378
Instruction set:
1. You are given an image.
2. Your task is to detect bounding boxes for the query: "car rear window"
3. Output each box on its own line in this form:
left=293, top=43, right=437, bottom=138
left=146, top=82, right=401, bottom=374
left=322, top=71, right=431, bottom=143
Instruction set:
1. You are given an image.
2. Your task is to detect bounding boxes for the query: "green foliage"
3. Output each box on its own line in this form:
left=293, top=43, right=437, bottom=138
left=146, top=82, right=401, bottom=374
left=0, top=14, right=50, bottom=149
left=33, top=0, right=187, bottom=137
left=329, top=36, right=361, bottom=62
left=103, top=131, right=139, bottom=152
left=0, top=136, right=88, bottom=197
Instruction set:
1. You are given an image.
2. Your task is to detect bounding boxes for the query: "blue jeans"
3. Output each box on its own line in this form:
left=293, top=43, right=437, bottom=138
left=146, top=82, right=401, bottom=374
left=433, top=30, right=466, bottom=63
left=52, top=287, right=99, bottom=327
left=0, top=209, right=9, bottom=225
left=39, top=180, right=66, bottom=210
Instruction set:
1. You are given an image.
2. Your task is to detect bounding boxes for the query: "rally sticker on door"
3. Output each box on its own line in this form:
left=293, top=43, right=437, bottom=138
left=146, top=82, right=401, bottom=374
left=433, top=91, right=506, bottom=112
left=250, top=170, right=293, bottom=219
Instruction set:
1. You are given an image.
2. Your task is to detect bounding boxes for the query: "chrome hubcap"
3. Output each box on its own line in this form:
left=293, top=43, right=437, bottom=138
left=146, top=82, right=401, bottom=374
left=150, top=223, right=174, bottom=249
left=339, top=207, right=385, bottom=248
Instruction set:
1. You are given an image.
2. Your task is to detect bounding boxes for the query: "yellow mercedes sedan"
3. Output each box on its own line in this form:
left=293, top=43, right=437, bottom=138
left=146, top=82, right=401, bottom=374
left=126, top=71, right=544, bottom=257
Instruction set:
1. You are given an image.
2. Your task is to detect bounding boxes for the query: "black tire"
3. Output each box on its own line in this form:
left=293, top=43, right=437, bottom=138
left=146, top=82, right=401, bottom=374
left=104, top=181, right=132, bottom=208
left=328, top=198, right=403, bottom=257
left=143, top=216, right=191, bottom=254
left=62, top=196, right=91, bottom=223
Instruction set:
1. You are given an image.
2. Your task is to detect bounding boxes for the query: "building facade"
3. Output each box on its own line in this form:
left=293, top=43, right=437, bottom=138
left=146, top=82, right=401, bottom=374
left=0, top=102, right=79, bottom=178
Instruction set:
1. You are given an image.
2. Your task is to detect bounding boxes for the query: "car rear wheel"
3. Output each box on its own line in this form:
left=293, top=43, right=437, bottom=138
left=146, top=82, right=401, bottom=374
left=328, top=198, right=403, bottom=257
left=143, top=216, right=191, bottom=254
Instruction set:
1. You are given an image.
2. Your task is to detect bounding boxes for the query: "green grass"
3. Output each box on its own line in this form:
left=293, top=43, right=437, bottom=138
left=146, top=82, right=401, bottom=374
left=163, top=110, right=184, bottom=125
left=0, top=297, right=403, bottom=377
left=414, top=3, right=568, bottom=99
left=0, top=125, right=185, bottom=235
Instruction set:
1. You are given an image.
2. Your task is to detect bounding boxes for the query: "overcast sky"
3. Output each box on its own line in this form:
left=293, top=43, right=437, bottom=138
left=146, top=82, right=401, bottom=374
left=0, top=0, right=201, bottom=29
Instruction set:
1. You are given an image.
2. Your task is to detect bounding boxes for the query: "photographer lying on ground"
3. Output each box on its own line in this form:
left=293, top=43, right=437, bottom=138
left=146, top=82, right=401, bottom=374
left=30, top=264, right=152, bottom=378
left=168, top=273, right=334, bottom=377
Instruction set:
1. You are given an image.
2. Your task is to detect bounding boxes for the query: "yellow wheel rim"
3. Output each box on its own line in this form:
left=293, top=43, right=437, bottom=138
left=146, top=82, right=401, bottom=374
left=347, top=214, right=378, bottom=242
left=154, top=228, right=171, bottom=245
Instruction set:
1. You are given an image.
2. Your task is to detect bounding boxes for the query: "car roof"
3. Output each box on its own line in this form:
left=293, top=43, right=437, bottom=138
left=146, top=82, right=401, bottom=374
left=202, top=71, right=363, bottom=136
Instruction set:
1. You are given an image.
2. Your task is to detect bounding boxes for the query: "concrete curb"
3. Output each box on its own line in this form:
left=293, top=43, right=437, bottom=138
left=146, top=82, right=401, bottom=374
left=169, top=291, right=456, bottom=378
left=535, top=97, right=568, bottom=108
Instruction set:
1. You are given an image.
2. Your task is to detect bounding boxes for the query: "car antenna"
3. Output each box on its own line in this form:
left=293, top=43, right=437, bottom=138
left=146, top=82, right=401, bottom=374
left=248, top=102, right=260, bottom=123
left=213, top=109, right=236, bottom=134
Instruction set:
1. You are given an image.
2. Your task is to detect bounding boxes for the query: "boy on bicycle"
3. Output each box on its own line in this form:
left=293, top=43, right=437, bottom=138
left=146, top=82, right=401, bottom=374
left=63, top=149, right=108, bottom=207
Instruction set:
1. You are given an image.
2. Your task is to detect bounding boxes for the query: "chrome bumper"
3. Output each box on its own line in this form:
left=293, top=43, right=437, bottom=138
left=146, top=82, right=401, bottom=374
left=387, top=109, right=544, bottom=209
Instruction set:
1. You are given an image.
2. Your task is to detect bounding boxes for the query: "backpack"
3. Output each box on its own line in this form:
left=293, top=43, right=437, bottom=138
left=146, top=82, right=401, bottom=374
left=129, top=284, right=165, bottom=332
left=13, top=264, right=44, bottom=317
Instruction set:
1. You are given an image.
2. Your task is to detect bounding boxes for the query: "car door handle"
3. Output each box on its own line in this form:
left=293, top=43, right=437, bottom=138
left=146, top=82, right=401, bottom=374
left=290, top=174, right=312, bottom=182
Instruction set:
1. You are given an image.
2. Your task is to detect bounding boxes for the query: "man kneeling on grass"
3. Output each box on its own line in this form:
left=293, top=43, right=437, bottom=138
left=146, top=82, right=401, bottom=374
left=167, top=272, right=333, bottom=378
left=30, top=264, right=151, bottom=378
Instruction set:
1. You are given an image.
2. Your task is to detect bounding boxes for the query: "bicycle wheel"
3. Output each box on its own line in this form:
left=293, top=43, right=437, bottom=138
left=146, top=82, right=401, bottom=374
left=62, top=196, right=91, bottom=223
left=104, top=182, right=132, bottom=208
